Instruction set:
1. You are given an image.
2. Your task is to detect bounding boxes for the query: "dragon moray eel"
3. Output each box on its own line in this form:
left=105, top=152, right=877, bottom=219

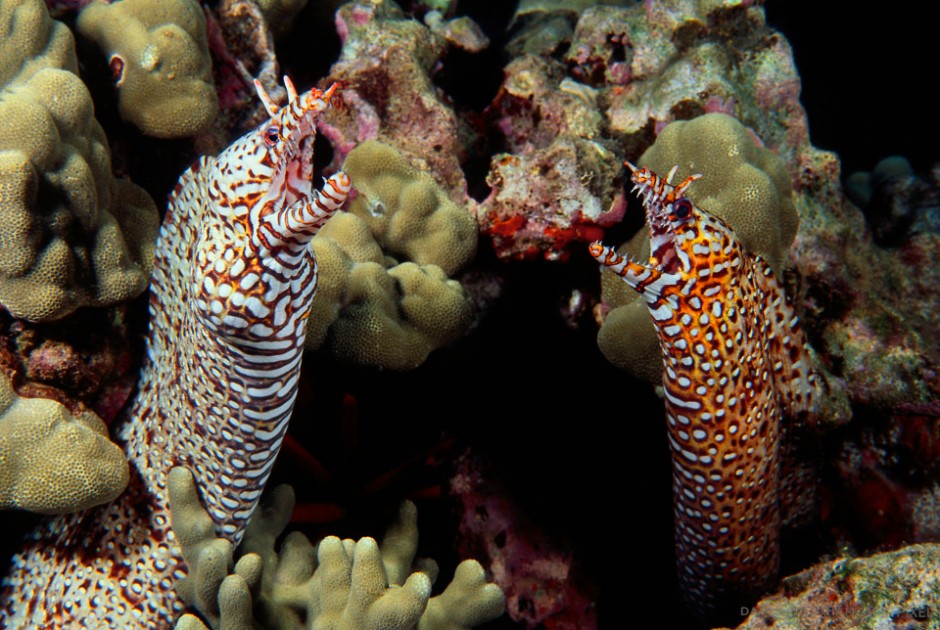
left=0, top=77, right=350, bottom=628
left=590, top=163, right=817, bottom=620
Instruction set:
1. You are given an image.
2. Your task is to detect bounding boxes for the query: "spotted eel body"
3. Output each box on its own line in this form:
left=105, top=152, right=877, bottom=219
left=0, top=78, right=350, bottom=628
left=590, top=164, right=816, bottom=620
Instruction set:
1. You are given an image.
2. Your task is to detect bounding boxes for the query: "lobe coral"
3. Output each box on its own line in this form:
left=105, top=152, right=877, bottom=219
left=590, top=163, right=818, bottom=621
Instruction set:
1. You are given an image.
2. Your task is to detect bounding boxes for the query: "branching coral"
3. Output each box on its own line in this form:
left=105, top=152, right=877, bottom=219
left=77, top=0, right=218, bottom=138
left=307, top=140, right=476, bottom=370
left=0, top=0, right=159, bottom=322
left=0, top=370, right=127, bottom=514
left=169, top=467, right=504, bottom=630
left=597, top=113, right=799, bottom=382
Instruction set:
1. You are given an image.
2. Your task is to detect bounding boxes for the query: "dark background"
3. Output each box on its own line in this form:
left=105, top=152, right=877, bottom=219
left=765, top=1, right=937, bottom=176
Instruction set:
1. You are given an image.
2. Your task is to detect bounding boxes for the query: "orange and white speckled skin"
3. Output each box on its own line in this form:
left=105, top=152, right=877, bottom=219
left=590, top=163, right=817, bottom=620
left=0, top=78, right=350, bottom=629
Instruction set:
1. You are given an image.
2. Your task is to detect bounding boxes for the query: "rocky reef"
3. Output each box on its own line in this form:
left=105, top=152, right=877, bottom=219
left=0, top=0, right=937, bottom=628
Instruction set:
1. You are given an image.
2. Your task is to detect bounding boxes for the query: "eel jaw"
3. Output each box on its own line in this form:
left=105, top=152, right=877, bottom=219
left=625, top=162, right=700, bottom=276
left=256, top=78, right=339, bottom=207
left=627, top=162, right=681, bottom=274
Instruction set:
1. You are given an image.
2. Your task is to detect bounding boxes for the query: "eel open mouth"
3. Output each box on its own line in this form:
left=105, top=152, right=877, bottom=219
left=626, top=162, right=699, bottom=275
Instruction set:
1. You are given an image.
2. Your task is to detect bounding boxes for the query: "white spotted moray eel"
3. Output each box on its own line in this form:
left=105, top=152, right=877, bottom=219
left=0, top=78, right=351, bottom=628
left=590, top=164, right=817, bottom=621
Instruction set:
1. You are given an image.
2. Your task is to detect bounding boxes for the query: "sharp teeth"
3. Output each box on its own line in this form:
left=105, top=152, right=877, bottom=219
left=666, top=164, right=679, bottom=184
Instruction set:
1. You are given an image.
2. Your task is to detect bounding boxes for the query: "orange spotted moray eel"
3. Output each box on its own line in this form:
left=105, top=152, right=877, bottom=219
left=0, top=78, right=351, bottom=628
left=590, top=163, right=817, bottom=620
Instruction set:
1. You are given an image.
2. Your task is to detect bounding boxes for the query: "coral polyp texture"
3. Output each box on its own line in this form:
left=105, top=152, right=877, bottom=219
left=308, top=140, right=476, bottom=370
left=597, top=114, right=800, bottom=383
left=76, top=0, right=218, bottom=138
left=0, top=77, right=349, bottom=627
left=590, top=162, right=817, bottom=621
left=0, top=0, right=159, bottom=322
left=168, top=468, right=504, bottom=630
left=0, top=370, right=128, bottom=514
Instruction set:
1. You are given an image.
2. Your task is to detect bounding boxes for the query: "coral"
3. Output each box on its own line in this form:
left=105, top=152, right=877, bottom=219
left=497, top=0, right=824, bottom=189
left=321, top=0, right=469, bottom=201
left=793, top=157, right=939, bottom=411
left=168, top=467, right=504, bottom=630
left=307, top=140, right=476, bottom=370
left=0, top=370, right=127, bottom=514
left=727, top=544, right=940, bottom=629
left=479, top=52, right=625, bottom=261
left=476, top=0, right=821, bottom=262
left=0, top=303, right=139, bottom=423
left=450, top=452, right=597, bottom=628
left=76, top=0, right=218, bottom=138
left=423, top=12, right=490, bottom=54
left=515, top=0, right=631, bottom=20
left=844, top=156, right=940, bottom=245
left=596, top=113, right=799, bottom=382
left=346, top=141, right=476, bottom=275
left=204, top=0, right=280, bottom=148
left=786, top=145, right=940, bottom=616
left=295, top=0, right=485, bottom=368
left=574, top=2, right=810, bottom=165
left=0, top=0, right=159, bottom=322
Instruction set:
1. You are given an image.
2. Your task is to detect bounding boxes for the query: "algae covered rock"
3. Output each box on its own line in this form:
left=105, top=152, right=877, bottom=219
left=168, top=467, right=504, bottom=630
left=324, top=0, right=470, bottom=200
left=77, top=0, right=218, bottom=138
left=0, top=371, right=128, bottom=514
left=597, top=113, right=799, bottom=381
left=479, top=33, right=624, bottom=261
left=729, top=544, right=940, bottom=629
left=0, top=0, right=159, bottom=322
left=307, top=140, right=476, bottom=370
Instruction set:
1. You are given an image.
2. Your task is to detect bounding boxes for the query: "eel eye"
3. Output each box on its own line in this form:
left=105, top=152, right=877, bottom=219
left=673, top=198, right=692, bottom=220
left=264, top=126, right=280, bottom=146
